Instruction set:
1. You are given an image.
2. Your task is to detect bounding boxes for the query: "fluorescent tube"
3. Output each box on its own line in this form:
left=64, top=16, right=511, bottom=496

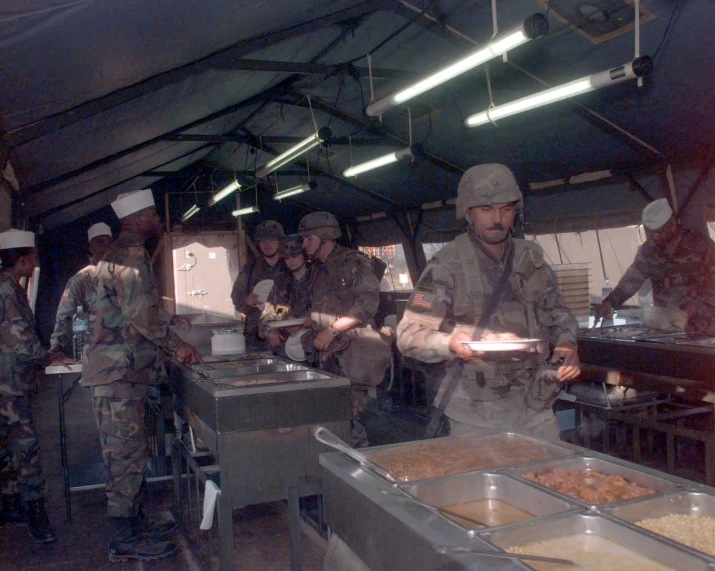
left=180, top=204, right=200, bottom=222
left=465, top=57, right=653, bottom=127
left=366, top=14, right=548, bottom=117
left=231, top=205, right=259, bottom=217
left=343, top=147, right=413, bottom=178
left=255, top=128, right=331, bottom=179
left=273, top=180, right=317, bottom=201
left=209, top=180, right=241, bottom=206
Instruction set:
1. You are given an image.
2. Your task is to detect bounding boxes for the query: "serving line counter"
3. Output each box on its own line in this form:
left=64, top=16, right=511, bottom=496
left=170, top=353, right=351, bottom=571
left=320, top=431, right=715, bottom=570
left=573, top=326, right=715, bottom=483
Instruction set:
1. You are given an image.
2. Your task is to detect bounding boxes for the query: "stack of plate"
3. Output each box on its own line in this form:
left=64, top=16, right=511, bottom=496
left=551, top=263, right=591, bottom=320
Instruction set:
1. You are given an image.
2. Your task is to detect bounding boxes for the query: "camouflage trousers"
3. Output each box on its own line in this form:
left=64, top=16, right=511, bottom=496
left=91, top=380, right=150, bottom=519
left=319, top=353, right=370, bottom=448
left=0, top=395, right=47, bottom=500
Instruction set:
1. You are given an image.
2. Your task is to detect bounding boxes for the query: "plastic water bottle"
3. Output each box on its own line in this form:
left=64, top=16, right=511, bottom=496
left=601, top=278, right=613, bottom=301
left=72, top=305, right=89, bottom=362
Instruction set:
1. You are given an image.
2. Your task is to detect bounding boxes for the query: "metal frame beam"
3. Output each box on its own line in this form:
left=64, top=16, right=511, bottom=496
left=281, top=91, right=463, bottom=174
left=4, top=0, right=393, bottom=148
left=163, top=134, right=388, bottom=146
left=209, top=58, right=413, bottom=80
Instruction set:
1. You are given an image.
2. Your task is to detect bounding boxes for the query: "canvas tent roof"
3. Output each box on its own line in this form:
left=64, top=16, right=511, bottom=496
left=1, top=0, right=713, bottom=240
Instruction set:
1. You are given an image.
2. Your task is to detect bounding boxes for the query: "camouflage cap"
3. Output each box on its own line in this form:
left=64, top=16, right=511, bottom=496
left=255, top=220, right=285, bottom=241
left=280, top=234, right=304, bottom=258
left=455, top=164, right=523, bottom=219
left=298, top=211, right=342, bottom=240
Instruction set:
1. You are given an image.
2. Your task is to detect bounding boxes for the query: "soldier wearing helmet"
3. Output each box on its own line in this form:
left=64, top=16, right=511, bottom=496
left=259, top=235, right=314, bottom=353
left=230, top=220, right=291, bottom=345
left=397, top=164, right=580, bottom=440
left=298, top=211, right=391, bottom=447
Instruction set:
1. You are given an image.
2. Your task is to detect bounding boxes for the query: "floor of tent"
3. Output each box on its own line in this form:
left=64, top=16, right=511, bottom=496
left=1, top=369, right=708, bottom=570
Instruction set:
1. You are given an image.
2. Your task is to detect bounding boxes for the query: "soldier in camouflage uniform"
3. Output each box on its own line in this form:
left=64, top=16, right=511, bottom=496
left=231, top=220, right=290, bottom=349
left=82, top=190, right=202, bottom=562
left=0, top=229, right=56, bottom=543
left=595, top=198, right=715, bottom=335
left=259, top=234, right=314, bottom=354
left=299, top=212, right=392, bottom=447
left=397, top=164, right=581, bottom=440
left=48, top=222, right=113, bottom=356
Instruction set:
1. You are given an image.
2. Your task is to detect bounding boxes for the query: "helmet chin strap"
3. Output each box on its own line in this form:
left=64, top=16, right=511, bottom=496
left=304, top=238, right=326, bottom=261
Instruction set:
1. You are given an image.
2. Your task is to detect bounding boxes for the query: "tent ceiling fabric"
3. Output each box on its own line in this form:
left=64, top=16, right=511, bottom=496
left=1, top=0, right=713, bottom=231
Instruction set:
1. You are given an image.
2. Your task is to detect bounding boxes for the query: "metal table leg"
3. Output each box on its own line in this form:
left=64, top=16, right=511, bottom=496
left=287, top=485, right=302, bottom=571
left=57, top=372, right=72, bottom=522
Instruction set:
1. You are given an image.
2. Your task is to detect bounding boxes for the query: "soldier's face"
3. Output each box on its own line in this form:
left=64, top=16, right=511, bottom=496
left=88, top=235, right=112, bottom=259
left=285, top=253, right=305, bottom=272
left=302, top=234, right=321, bottom=259
left=468, top=202, right=516, bottom=244
left=18, top=250, right=38, bottom=278
left=647, top=218, right=677, bottom=248
left=258, top=239, right=280, bottom=258
left=137, top=208, right=162, bottom=239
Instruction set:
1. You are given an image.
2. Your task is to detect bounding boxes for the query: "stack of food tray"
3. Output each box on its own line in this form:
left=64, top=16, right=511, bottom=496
left=320, top=432, right=715, bottom=570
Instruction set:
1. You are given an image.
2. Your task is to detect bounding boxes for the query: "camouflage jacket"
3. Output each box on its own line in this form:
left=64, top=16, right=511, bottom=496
left=230, top=256, right=289, bottom=334
left=396, top=234, right=578, bottom=419
left=309, top=245, right=380, bottom=334
left=0, top=271, right=46, bottom=395
left=83, top=232, right=183, bottom=387
left=604, top=228, right=715, bottom=335
left=49, top=263, right=97, bottom=352
left=259, top=266, right=315, bottom=338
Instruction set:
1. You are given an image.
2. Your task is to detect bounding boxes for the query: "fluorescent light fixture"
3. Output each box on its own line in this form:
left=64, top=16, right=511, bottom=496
left=273, top=180, right=317, bottom=201
left=231, top=205, right=259, bottom=217
left=366, top=14, right=548, bottom=117
left=181, top=204, right=200, bottom=222
left=465, top=57, right=653, bottom=128
left=343, top=147, right=413, bottom=178
left=255, top=128, right=332, bottom=179
left=209, top=180, right=241, bottom=206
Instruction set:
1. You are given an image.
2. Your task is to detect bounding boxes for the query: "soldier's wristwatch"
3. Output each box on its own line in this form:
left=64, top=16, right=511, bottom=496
left=329, top=325, right=340, bottom=337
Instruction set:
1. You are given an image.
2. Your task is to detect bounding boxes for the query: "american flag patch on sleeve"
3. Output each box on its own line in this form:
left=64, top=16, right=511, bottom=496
left=411, top=291, right=434, bottom=309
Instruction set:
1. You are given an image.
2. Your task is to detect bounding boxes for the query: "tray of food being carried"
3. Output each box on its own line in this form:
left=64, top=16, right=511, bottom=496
left=462, top=332, right=541, bottom=352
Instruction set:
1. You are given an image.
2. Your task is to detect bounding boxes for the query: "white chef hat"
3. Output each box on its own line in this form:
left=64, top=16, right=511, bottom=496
left=642, top=198, right=673, bottom=231
left=0, top=229, right=35, bottom=250
left=87, top=222, right=112, bottom=241
left=111, top=189, right=155, bottom=219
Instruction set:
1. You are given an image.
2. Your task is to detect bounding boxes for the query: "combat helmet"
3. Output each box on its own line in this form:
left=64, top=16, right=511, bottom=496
left=255, top=220, right=285, bottom=241
left=455, top=164, right=523, bottom=219
left=298, top=211, right=342, bottom=240
left=280, top=234, right=304, bottom=258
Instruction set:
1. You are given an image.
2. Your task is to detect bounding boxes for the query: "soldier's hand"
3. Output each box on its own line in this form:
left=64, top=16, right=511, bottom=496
left=449, top=331, right=485, bottom=361
left=593, top=300, right=613, bottom=324
left=267, top=329, right=285, bottom=348
left=552, top=341, right=581, bottom=381
left=314, top=328, right=334, bottom=351
left=47, top=350, right=71, bottom=365
left=170, top=315, right=192, bottom=331
left=175, top=341, right=204, bottom=365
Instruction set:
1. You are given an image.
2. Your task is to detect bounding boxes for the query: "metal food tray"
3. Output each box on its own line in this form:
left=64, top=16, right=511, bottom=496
left=399, top=472, right=578, bottom=532
left=362, top=432, right=576, bottom=483
left=481, top=513, right=710, bottom=570
left=508, top=456, right=678, bottom=508
left=203, top=369, right=333, bottom=388
left=604, top=491, right=715, bottom=560
left=202, top=357, right=281, bottom=370
left=198, top=362, right=309, bottom=380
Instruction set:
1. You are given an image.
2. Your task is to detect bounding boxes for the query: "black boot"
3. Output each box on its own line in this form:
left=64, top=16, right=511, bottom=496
left=108, top=517, right=177, bottom=562
left=26, top=498, right=56, bottom=544
left=135, top=508, right=177, bottom=538
left=1, top=494, right=27, bottom=525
